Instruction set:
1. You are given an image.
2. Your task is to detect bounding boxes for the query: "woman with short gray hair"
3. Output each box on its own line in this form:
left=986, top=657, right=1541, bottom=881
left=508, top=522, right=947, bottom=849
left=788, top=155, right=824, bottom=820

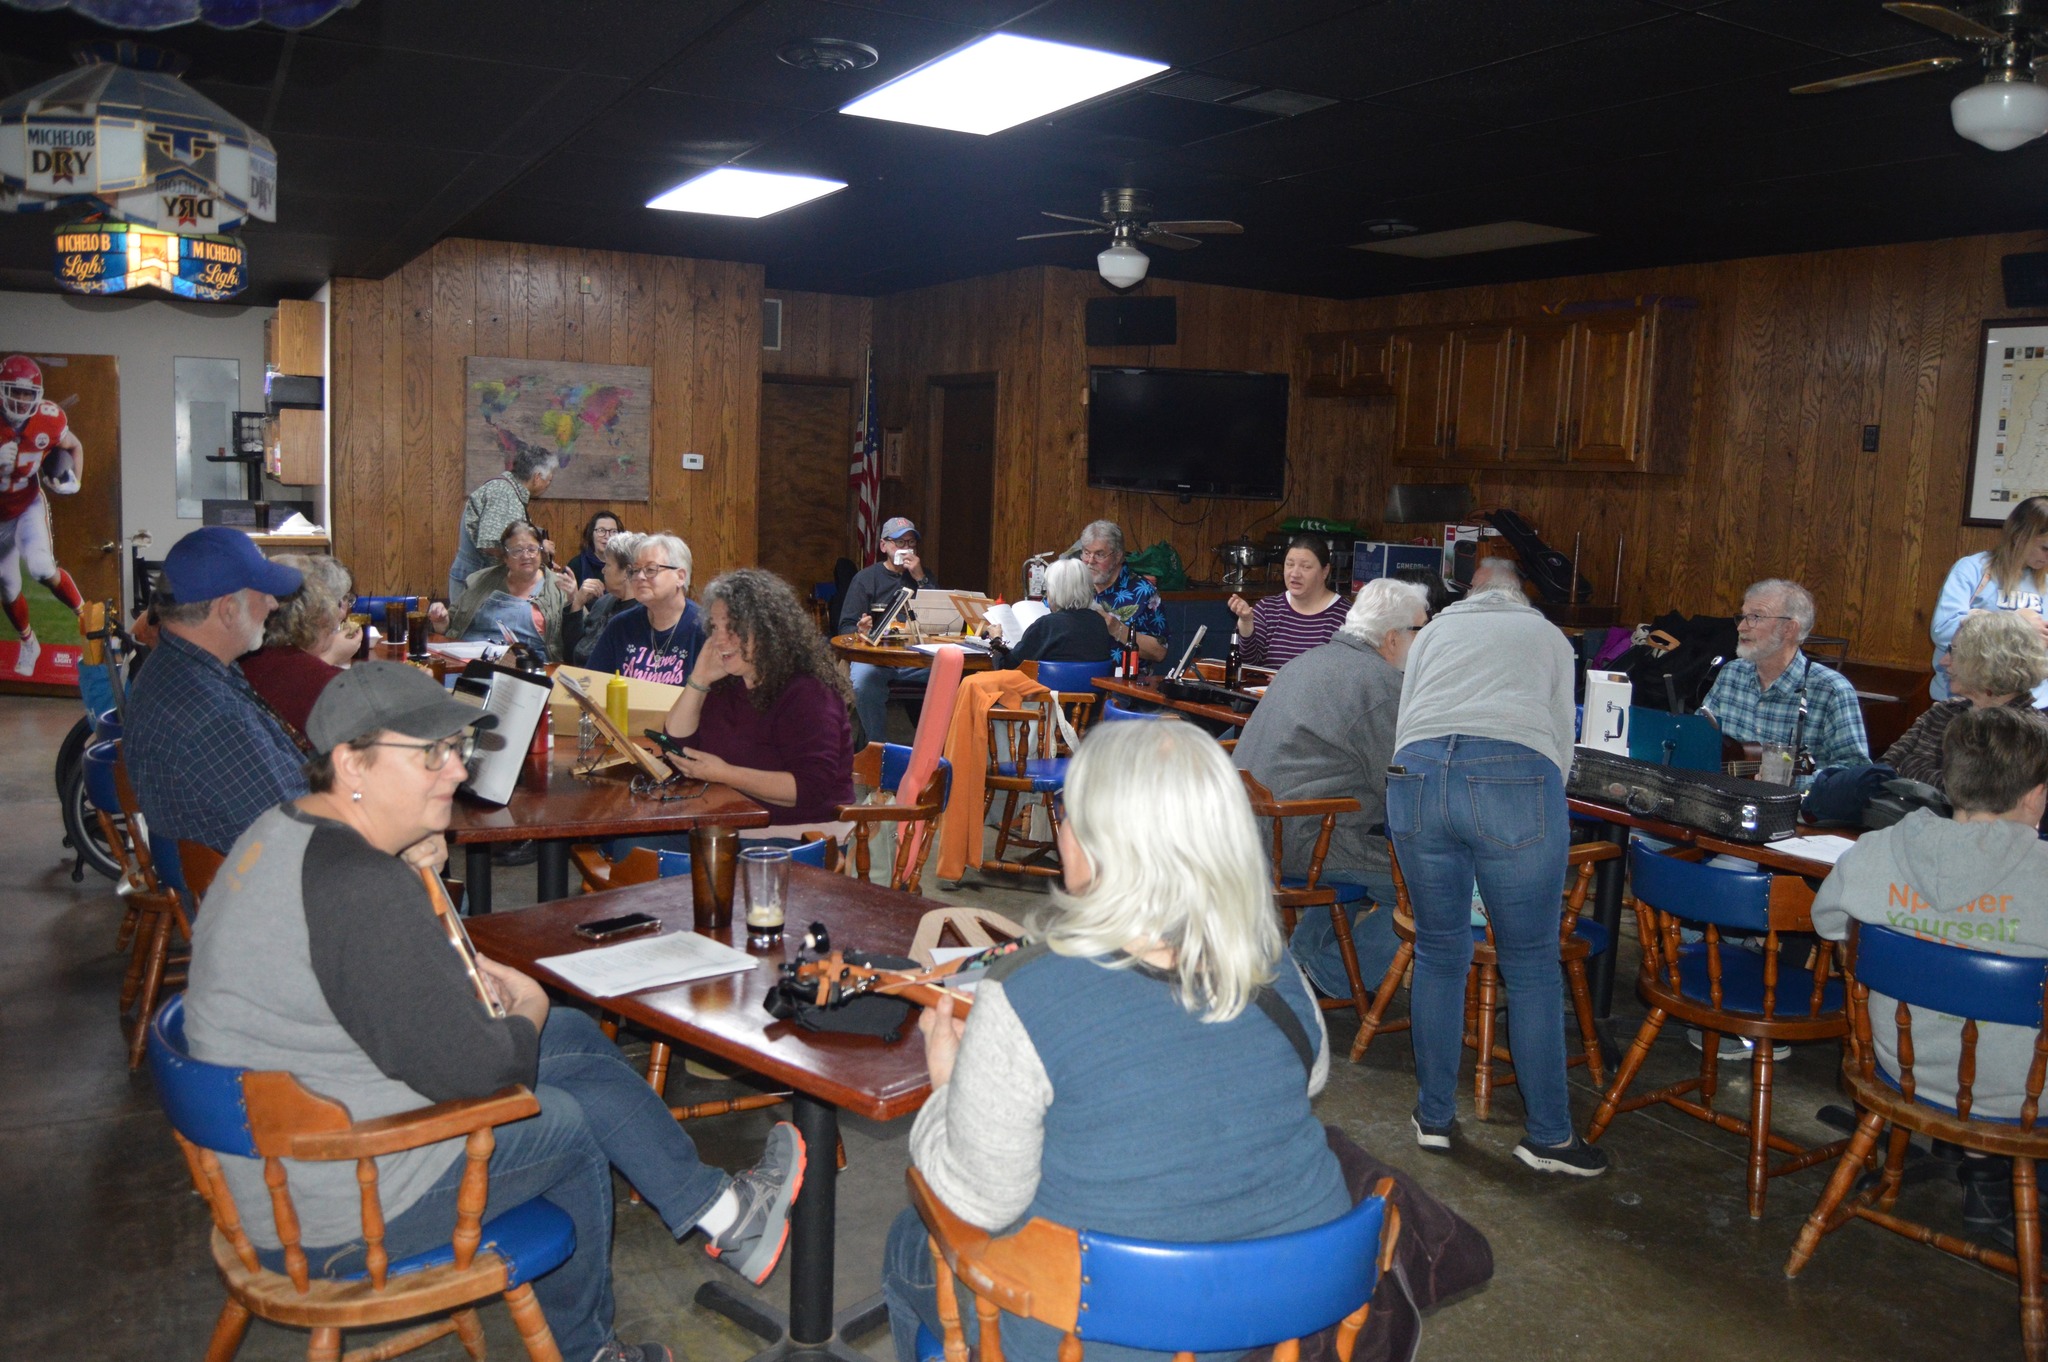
left=241, top=552, right=357, bottom=738
left=988, top=557, right=1115, bottom=666
left=1883, top=610, right=2048, bottom=794
left=446, top=442, right=557, bottom=599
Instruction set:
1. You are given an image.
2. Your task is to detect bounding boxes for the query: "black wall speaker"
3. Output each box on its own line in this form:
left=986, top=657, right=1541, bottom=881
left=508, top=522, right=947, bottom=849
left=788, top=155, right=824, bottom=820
left=1085, top=295, right=1177, bottom=347
left=2003, top=252, right=2048, bottom=308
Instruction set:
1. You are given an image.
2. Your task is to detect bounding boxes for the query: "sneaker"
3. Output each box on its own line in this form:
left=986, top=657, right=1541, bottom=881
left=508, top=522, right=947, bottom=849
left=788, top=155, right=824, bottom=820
left=1686, top=1028, right=1789, bottom=1062
left=12, top=631, right=37, bottom=677
left=1514, top=1135, right=1611, bottom=1177
left=590, top=1342, right=673, bottom=1362
left=1413, top=1111, right=1456, bottom=1152
left=707, top=1121, right=807, bottom=1285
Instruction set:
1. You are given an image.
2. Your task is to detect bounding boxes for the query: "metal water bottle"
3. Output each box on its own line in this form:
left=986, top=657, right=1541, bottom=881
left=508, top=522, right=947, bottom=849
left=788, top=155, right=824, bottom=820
left=1223, top=628, right=1242, bottom=691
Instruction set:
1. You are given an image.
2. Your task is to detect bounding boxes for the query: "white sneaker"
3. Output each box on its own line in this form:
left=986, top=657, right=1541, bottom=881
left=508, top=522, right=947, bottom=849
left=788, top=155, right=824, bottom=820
left=13, top=631, right=38, bottom=676
left=1686, top=1028, right=1789, bottom=1061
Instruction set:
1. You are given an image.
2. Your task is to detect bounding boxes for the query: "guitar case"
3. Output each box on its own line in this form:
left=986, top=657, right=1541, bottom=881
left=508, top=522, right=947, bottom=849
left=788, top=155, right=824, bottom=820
left=1484, top=508, right=1593, bottom=605
left=1568, top=748, right=1804, bottom=843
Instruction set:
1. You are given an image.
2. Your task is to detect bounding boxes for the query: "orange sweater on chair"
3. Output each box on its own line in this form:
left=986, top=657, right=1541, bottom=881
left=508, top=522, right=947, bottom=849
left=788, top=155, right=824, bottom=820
left=935, top=669, right=1051, bottom=881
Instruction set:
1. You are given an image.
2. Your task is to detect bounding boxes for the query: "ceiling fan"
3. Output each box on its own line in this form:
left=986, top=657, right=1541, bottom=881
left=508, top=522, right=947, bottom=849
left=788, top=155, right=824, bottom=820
left=1790, top=1, right=2048, bottom=150
left=1018, top=187, right=1243, bottom=288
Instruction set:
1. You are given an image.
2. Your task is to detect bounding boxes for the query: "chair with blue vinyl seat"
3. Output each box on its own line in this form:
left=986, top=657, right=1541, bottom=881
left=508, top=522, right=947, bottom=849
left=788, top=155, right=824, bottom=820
left=906, top=1165, right=1400, bottom=1362
left=843, top=645, right=965, bottom=894
left=1101, top=694, right=1165, bottom=721
left=1349, top=842, right=1615, bottom=1107
left=1585, top=844, right=1850, bottom=1217
left=979, top=658, right=1112, bottom=880
left=1785, top=923, right=2048, bottom=1358
left=90, top=738, right=194, bottom=1069
left=82, top=738, right=148, bottom=927
left=146, top=994, right=572, bottom=1362
left=1238, top=770, right=1376, bottom=1030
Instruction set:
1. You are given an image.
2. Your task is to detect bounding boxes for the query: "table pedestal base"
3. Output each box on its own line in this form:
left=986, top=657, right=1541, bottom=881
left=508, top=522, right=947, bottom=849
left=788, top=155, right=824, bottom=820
left=695, top=1284, right=889, bottom=1362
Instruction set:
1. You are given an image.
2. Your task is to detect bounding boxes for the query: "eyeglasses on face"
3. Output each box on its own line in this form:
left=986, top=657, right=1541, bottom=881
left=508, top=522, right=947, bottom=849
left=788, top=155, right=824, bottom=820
left=629, top=564, right=682, bottom=580
left=365, top=732, right=477, bottom=771
left=1078, top=547, right=1117, bottom=564
left=1735, top=612, right=1794, bottom=627
left=503, top=543, right=543, bottom=558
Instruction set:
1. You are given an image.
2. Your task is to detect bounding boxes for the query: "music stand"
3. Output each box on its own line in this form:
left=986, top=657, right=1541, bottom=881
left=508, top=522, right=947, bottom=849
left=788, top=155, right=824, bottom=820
left=556, top=673, right=675, bottom=783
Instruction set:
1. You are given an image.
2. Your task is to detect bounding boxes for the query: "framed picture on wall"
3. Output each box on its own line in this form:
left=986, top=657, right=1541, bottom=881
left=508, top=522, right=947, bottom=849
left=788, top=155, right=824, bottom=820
left=1964, top=318, right=2048, bottom=525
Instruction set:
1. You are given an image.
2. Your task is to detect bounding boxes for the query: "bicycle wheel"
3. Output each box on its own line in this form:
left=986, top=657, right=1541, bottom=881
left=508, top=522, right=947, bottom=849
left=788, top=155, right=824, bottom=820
left=57, top=717, right=120, bottom=882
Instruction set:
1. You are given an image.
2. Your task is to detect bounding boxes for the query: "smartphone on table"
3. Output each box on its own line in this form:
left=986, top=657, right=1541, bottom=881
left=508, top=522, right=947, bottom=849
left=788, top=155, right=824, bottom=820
left=575, top=912, right=662, bottom=942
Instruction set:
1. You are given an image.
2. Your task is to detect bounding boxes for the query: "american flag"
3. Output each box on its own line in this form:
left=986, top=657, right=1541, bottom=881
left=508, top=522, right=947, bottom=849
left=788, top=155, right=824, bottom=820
left=849, top=344, right=883, bottom=565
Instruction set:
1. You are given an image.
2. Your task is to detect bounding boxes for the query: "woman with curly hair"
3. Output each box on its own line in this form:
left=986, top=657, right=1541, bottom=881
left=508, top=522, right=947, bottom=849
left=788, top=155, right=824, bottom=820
left=662, top=568, right=855, bottom=834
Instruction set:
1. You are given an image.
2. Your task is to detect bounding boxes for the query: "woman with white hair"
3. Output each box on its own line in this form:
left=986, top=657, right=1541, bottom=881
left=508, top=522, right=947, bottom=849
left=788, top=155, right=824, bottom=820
left=881, top=719, right=1351, bottom=1362
left=1883, top=609, right=2048, bottom=793
left=1234, top=577, right=1430, bottom=998
left=987, top=556, right=1115, bottom=665
left=587, top=531, right=705, bottom=684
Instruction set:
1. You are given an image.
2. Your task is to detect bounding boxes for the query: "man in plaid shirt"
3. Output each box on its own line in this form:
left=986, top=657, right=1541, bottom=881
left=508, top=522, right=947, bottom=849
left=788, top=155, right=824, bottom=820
left=1699, top=578, right=1867, bottom=788
left=126, top=528, right=309, bottom=854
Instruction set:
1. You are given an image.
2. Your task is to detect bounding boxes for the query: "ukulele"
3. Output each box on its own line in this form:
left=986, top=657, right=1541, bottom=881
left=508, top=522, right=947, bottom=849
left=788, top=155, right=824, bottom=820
left=775, top=935, right=1023, bottom=1021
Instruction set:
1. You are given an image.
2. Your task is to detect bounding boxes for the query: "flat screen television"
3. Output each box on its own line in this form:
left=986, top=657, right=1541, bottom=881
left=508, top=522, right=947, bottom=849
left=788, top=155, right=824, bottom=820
left=1086, top=366, right=1289, bottom=500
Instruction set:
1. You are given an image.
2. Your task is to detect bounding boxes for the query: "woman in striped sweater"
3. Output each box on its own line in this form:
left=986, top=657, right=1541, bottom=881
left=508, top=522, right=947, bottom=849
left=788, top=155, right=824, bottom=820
left=1227, top=534, right=1348, bottom=668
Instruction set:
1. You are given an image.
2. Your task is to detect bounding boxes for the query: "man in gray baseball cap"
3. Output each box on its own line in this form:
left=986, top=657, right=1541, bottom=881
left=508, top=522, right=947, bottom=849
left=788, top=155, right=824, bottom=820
left=837, top=516, right=940, bottom=743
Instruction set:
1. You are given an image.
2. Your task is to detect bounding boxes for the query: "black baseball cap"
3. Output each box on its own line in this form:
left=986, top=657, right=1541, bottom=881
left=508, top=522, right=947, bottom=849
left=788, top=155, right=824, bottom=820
left=306, top=661, right=497, bottom=754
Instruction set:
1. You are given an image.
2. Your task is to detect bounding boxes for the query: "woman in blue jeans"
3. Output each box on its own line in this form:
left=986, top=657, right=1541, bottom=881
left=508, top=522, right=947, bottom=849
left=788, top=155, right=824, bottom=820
left=1388, top=560, right=1608, bottom=1176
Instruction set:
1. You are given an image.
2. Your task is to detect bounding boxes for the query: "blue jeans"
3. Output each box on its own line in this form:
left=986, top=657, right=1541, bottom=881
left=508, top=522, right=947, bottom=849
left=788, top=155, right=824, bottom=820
left=1288, top=870, right=1401, bottom=1001
left=264, top=1009, right=729, bottom=1361
left=1387, top=735, right=1573, bottom=1146
left=851, top=662, right=927, bottom=745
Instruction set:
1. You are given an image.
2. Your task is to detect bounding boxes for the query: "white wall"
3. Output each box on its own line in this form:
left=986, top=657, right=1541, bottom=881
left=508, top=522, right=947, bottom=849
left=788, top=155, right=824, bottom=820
left=0, top=289, right=272, bottom=555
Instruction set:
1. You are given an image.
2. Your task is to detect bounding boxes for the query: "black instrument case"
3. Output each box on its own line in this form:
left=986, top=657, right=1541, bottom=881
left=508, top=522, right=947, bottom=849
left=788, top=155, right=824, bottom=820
left=1567, top=748, right=1803, bottom=843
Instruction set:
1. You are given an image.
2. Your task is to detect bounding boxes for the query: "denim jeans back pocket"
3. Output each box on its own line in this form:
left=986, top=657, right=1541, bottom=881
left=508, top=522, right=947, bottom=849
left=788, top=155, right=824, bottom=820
left=1466, top=775, right=1547, bottom=849
left=1384, top=771, right=1424, bottom=840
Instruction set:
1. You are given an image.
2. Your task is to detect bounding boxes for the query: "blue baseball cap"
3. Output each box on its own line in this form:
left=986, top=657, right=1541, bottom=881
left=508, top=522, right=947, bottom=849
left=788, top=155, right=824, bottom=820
left=160, top=527, right=304, bottom=603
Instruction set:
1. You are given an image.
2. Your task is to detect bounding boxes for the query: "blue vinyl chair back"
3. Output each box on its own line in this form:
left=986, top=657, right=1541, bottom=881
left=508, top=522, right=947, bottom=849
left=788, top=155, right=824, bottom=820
left=879, top=744, right=952, bottom=808
left=93, top=706, right=122, bottom=742
left=654, top=837, right=830, bottom=879
left=1855, top=923, right=2048, bottom=1031
left=1071, top=1193, right=1390, bottom=1352
left=1102, top=697, right=1164, bottom=722
left=83, top=739, right=122, bottom=817
left=1033, top=659, right=1114, bottom=696
left=146, top=995, right=261, bottom=1159
left=1628, top=843, right=1771, bottom=933
left=150, top=830, right=189, bottom=894
left=352, top=594, right=419, bottom=616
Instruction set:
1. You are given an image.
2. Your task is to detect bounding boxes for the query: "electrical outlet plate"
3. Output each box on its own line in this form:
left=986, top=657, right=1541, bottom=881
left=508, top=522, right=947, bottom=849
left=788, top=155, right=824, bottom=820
left=682, top=452, right=705, bottom=470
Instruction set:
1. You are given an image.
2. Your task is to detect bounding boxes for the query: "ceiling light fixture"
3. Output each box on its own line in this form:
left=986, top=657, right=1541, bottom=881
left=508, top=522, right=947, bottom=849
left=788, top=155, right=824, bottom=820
left=839, top=33, right=1167, bottom=136
left=646, top=166, right=847, bottom=218
left=1951, top=70, right=2048, bottom=151
left=1096, top=240, right=1149, bottom=289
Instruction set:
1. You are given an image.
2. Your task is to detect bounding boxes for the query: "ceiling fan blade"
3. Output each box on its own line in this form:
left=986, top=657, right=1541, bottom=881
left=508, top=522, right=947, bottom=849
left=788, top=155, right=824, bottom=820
left=1040, top=211, right=1111, bottom=227
left=1789, top=54, right=1962, bottom=93
left=1882, top=1, right=2004, bottom=44
left=1142, top=231, right=1203, bottom=250
left=1146, top=219, right=1243, bottom=235
left=1018, top=228, right=1108, bottom=241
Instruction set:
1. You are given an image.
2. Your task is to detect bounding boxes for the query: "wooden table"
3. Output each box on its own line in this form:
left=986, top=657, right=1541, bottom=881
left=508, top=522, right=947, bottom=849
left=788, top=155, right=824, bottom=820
left=828, top=634, right=993, bottom=671
left=1092, top=672, right=1259, bottom=727
left=465, top=865, right=939, bottom=1362
left=445, top=747, right=771, bottom=911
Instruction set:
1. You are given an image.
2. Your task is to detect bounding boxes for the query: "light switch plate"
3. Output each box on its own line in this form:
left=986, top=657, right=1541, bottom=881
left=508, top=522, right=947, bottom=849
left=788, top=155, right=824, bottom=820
left=682, top=452, right=705, bottom=470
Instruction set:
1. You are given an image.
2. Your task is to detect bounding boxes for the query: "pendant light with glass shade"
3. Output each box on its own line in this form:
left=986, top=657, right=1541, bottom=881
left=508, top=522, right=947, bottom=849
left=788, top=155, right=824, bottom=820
left=1096, top=224, right=1150, bottom=290
left=1952, top=43, right=2048, bottom=150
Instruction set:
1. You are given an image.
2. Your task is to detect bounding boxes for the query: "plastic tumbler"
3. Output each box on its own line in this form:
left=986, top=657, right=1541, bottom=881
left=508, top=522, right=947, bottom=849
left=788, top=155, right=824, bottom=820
left=689, top=826, right=738, bottom=931
left=741, top=846, right=791, bottom=941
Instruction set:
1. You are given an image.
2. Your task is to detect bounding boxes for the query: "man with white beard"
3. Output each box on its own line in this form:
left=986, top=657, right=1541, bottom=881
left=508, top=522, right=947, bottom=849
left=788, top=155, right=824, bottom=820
left=126, top=527, right=310, bottom=853
left=1698, top=577, right=1868, bottom=786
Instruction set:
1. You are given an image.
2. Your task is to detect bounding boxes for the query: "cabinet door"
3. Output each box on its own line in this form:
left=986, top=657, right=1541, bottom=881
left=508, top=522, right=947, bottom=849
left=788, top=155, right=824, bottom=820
left=1445, top=325, right=1511, bottom=462
left=1390, top=329, right=1451, bottom=462
left=1568, top=312, right=1644, bottom=464
left=1504, top=321, right=1573, bottom=462
left=1341, top=330, right=1397, bottom=398
left=1304, top=332, right=1346, bottom=397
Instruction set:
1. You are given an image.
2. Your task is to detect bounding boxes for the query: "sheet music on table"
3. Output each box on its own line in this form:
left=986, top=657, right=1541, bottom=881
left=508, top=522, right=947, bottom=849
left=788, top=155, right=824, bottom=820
left=536, top=928, right=757, bottom=998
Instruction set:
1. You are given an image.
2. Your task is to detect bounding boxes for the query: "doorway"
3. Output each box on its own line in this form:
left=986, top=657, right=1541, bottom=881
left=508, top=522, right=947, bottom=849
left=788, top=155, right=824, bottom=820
left=757, top=377, right=853, bottom=602
left=930, top=376, right=995, bottom=594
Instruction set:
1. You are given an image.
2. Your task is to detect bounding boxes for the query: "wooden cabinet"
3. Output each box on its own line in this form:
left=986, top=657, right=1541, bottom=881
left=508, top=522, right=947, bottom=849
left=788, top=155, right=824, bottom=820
left=265, top=299, right=325, bottom=377
left=266, top=407, right=323, bottom=485
left=1389, top=329, right=1451, bottom=462
left=1445, top=325, right=1511, bottom=462
left=1302, top=296, right=1696, bottom=474
left=1505, top=321, right=1573, bottom=462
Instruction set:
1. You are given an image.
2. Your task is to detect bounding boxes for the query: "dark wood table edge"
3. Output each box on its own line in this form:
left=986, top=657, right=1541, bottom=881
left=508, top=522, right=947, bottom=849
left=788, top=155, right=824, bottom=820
left=1092, top=674, right=1254, bottom=728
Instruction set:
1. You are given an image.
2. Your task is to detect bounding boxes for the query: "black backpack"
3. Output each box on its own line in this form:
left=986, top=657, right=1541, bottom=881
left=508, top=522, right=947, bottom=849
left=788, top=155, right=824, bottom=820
left=1610, top=611, right=1739, bottom=713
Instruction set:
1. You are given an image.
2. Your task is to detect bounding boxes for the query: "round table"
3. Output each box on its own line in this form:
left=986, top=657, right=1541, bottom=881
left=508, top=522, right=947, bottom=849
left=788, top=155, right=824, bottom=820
left=829, top=633, right=994, bottom=670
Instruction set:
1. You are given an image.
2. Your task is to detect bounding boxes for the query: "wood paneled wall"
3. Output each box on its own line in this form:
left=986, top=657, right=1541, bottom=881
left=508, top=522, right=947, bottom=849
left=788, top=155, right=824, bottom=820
left=762, top=289, right=870, bottom=380
left=330, top=238, right=762, bottom=598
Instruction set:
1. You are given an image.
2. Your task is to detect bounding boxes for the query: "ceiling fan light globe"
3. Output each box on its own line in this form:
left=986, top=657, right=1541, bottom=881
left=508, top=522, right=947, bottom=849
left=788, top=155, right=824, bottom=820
left=1951, top=79, right=2048, bottom=151
left=1097, top=242, right=1150, bottom=289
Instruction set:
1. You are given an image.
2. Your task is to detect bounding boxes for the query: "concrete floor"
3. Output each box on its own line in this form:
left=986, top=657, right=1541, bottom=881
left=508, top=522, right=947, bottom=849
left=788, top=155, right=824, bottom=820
left=0, top=691, right=2025, bottom=1360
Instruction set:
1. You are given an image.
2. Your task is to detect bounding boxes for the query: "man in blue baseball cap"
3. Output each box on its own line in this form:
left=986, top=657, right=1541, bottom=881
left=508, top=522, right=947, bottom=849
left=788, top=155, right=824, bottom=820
left=126, top=528, right=313, bottom=854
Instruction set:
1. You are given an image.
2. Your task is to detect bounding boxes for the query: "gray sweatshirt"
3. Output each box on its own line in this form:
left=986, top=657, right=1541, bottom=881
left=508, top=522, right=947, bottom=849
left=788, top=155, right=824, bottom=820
left=1811, top=809, right=2048, bottom=1118
left=1392, top=589, right=1577, bottom=773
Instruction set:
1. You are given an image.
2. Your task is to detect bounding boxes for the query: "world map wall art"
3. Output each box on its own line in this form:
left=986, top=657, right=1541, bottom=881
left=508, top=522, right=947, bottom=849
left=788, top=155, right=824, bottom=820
left=464, top=356, right=652, bottom=503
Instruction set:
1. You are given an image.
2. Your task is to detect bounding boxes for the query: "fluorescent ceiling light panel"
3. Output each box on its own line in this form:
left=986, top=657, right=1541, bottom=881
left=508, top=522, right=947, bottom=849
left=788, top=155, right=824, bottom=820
left=839, top=33, right=1168, bottom=135
left=1352, top=220, right=1593, bottom=258
left=646, top=167, right=847, bottom=218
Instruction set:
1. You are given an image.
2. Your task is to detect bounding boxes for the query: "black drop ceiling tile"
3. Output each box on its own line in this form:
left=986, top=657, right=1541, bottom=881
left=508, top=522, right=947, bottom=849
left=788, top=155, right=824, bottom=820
left=1189, top=99, right=1490, bottom=183
left=645, top=0, right=981, bottom=112
left=301, top=0, right=740, bottom=78
left=548, top=89, right=813, bottom=171
left=1052, top=91, right=1280, bottom=145
left=1203, top=0, right=1670, bottom=103
left=1007, top=0, right=1369, bottom=69
left=1693, top=0, right=1960, bottom=59
left=821, top=0, right=1040, bottom=30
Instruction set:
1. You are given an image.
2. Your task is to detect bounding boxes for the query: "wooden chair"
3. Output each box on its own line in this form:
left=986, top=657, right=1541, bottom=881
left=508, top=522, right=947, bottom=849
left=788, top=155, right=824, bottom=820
left=97, top=740, right=193, bottom=1070
left=81, top=738, right=149, bottom=948
left=979, top=658, right=1110, bottom=879
left=1785, top=922, right=2048, bottom=1360
left=571, top=844, right=660, bottom=894
left=1237, top=770, right=1375, bottom=1029
left=840, top=644, right=966, bottom=893
left=1584, top=844, right=1850, bottom=1218
left=907, top=1166, right=1400, bottom=1362
left=1348, top=844, right=1615, bottom=1116
left=179, top=839, right=226, bottom=899
left=146, top=994, right=570, bottom=1362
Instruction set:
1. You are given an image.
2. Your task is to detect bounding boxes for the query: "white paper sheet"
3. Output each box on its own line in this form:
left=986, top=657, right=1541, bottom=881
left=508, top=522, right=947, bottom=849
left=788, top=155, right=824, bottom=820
left=536, top=928, right=758, bottom=998
left=913, top=639, right=991, bottom=655
left=1771, top=833, right=1860, bottom=866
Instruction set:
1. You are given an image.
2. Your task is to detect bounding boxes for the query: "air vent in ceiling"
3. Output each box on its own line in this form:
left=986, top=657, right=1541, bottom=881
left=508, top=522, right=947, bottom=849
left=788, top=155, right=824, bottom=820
left=1352, top=220, right=1593, bottom=259
left=1225, top=88, right=1337, bottom=118
left=1145, top=71, right=1257, bottom=103
left=777, top=39, right=879, bottom=72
